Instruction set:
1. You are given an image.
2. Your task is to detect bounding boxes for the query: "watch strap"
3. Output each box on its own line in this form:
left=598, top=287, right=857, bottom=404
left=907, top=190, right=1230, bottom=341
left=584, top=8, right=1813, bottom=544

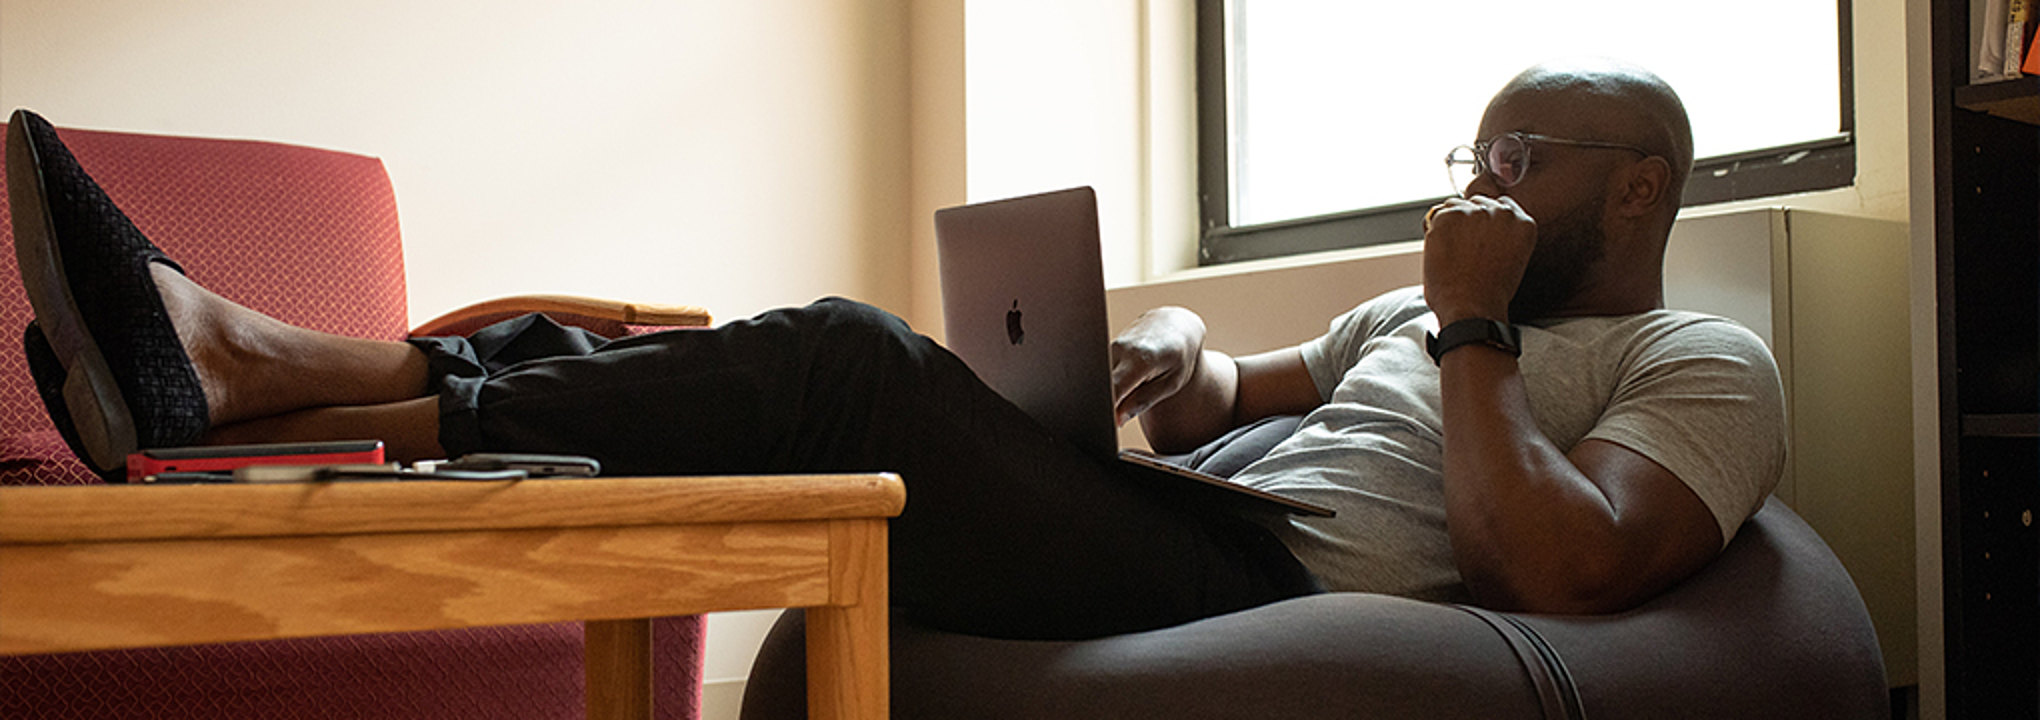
left=1426, top=318, right=1522, bottom=364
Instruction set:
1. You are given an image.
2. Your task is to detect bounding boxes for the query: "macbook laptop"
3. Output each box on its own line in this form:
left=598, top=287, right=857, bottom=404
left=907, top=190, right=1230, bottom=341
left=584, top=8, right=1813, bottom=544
left=935, top=187, right=1333, bottom=517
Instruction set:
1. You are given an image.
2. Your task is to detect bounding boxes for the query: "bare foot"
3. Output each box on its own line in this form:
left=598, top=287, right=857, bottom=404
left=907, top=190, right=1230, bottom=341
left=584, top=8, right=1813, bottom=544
left=152, top=263, right=281, bottom=426
left=150, top=263, right=432, bottom=427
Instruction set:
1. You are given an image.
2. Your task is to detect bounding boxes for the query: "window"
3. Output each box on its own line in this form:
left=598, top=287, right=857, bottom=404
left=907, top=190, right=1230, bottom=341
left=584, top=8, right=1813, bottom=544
left=1197, top=0, right=1855, bottom=264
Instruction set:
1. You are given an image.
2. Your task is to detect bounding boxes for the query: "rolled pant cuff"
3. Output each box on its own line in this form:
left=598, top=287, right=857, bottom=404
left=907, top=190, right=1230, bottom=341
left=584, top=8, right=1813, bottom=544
left=407, top=334, right=486, bottom=458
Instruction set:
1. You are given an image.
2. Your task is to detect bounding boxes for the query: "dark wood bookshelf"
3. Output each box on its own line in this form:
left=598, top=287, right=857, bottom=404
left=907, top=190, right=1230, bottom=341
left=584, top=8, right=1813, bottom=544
left=1954, top=77, right=2040, bottom=125
left=1962, top=414, right=2040, bottom=438
left=1934, top=2, right=2040, bottom=719
left=1933, top=3, right=2040, bottom=719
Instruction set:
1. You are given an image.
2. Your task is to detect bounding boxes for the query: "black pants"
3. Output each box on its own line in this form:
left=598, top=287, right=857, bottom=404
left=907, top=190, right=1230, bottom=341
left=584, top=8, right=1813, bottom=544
left=409, top=298, right=1318, bottom=640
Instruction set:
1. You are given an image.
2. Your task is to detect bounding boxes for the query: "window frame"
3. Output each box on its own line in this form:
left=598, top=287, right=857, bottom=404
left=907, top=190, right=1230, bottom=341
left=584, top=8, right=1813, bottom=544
left=1194, top=0, right=1858, bottom=266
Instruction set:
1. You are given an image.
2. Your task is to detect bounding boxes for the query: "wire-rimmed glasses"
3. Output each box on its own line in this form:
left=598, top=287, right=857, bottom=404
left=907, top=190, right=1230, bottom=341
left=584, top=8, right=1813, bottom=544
left=1445, top=132, right=1654, bottom=194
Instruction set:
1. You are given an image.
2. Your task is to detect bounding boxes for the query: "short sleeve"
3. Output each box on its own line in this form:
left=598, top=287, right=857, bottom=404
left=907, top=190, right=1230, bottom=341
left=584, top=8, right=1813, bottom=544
left=1299, top=286, right=1427, bottom=401
left=1584, top=317, right=1788, bottom=545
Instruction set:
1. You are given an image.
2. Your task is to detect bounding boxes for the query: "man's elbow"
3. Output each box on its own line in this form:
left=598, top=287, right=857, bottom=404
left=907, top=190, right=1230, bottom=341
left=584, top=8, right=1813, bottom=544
left=1460, top=556, right=1672, bottom=615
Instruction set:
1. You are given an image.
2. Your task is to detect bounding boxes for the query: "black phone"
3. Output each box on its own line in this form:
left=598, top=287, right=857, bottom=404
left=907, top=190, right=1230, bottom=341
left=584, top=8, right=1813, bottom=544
left=440, top=453, right=601, bottom=478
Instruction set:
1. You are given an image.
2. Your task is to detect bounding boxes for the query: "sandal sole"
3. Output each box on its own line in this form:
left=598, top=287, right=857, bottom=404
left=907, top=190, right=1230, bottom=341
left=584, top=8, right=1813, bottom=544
left=7, top=115, right=139, bottom=474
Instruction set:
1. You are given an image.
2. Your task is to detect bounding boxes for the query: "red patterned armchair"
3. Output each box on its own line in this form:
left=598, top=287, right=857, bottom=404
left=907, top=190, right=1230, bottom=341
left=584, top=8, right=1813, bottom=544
left=0, top=120, right=710, bottom=719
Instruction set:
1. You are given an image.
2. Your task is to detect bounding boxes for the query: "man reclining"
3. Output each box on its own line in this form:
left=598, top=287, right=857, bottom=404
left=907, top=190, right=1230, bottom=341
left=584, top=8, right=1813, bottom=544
left=8, top=58, right=1782, bottom=641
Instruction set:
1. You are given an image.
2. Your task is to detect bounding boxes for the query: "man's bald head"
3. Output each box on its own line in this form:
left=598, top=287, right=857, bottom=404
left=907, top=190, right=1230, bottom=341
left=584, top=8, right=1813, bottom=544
left=1492, top=59, right=1694, bottom=218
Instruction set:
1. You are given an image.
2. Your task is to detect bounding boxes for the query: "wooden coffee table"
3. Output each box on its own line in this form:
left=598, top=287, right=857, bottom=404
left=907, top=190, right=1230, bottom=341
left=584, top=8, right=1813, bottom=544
left=0, top=474, right=903, bottom=720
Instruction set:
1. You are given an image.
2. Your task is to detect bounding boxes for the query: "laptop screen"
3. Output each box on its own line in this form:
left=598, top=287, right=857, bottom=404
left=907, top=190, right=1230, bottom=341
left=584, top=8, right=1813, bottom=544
left=934, top=187, right=1118, bottom=457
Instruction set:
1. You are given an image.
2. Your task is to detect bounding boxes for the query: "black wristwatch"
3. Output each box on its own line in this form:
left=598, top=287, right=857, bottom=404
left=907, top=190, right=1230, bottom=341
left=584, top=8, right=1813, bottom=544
left=1426, top=318, right=1522, bottom=365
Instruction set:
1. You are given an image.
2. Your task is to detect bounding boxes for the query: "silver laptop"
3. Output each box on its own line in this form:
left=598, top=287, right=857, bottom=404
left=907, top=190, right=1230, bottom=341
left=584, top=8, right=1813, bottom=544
left=935, top=187, right=1333, bottom=517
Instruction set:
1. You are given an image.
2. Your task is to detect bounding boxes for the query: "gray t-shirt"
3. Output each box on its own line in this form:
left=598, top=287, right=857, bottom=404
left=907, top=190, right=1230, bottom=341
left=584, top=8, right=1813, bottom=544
left=1231, top=286, right=1787, bottom=601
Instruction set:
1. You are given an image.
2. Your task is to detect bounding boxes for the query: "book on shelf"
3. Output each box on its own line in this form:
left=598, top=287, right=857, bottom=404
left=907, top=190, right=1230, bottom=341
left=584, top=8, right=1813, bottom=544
left=2026, top=21, right=2040, bottom=75
left=1980, top=0, right=2040, bottom=80
left=2008, top=0, right=2034, bottom=77
left=1981, top=0, right=2010, bottom=81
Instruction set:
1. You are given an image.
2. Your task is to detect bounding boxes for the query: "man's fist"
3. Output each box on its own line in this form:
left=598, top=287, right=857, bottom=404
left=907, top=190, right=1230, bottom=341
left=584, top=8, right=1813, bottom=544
left=1422, top=195, right=1538, bottom=324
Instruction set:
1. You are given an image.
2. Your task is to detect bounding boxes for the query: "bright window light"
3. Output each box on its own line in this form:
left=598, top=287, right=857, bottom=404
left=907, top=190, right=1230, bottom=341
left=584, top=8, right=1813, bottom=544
left=1228, top=0, right=1842, bottom=226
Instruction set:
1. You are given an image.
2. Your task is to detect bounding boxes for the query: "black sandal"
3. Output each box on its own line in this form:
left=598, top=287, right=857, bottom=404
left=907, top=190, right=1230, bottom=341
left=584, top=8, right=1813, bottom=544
left=8, top=109, right=209, bottom=477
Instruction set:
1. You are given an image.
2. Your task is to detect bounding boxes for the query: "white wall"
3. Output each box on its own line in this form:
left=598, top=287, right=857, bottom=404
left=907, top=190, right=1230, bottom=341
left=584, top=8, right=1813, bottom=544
left=960, top=0, right=1198, bottom=289
left=963, top=1, right=1144, bottom=286
left=0, top=0, right=917, bottom=325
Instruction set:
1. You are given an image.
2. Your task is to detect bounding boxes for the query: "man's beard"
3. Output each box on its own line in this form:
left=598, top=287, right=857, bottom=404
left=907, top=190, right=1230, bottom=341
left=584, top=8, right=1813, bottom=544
left=1508, top=200, right=1607, bottom=322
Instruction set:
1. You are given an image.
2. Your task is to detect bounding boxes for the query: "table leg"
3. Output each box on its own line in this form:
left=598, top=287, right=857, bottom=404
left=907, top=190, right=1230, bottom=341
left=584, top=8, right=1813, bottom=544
left=807, top=519, right=889, bottom=720
left=586, top=618, right=654, bottom=720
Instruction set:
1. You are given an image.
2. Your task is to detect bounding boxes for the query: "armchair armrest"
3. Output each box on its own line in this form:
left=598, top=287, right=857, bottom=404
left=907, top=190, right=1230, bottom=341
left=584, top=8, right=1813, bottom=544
left=410, top=294, right=712, bottom=339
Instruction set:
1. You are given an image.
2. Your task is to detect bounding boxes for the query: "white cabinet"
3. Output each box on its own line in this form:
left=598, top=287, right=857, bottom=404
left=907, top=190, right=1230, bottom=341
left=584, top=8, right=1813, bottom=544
left=1667, top=207, right=1915, bottom=687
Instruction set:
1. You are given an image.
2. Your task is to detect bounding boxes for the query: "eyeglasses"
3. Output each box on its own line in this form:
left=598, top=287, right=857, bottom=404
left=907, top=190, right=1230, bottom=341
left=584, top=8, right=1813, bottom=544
left=1445, top=132, right=1654, bottom=194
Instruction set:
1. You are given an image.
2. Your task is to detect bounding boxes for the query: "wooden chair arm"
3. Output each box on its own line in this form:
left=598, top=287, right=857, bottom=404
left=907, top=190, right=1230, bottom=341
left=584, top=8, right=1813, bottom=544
left=410, top=294, right=712, bottom=339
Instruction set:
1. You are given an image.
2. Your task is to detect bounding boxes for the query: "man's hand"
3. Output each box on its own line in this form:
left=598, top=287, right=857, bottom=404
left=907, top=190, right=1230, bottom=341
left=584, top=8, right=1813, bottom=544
left=1109, top=306, right=1207, bottom=427
left=1111, top=307, right=1322, bottom=454
left=1422, top=195, right=1538, bottom=324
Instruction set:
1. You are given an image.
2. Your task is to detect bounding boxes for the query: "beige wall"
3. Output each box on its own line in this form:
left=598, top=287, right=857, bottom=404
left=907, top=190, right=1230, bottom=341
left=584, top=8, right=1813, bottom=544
left=1, top=3, right=952, bottom=716
left=0, top=0, right=921, bottom=325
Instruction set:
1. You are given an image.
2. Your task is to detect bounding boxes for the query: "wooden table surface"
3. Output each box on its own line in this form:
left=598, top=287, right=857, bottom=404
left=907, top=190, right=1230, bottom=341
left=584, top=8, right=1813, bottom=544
left=0, top=473, right=905, bottom=720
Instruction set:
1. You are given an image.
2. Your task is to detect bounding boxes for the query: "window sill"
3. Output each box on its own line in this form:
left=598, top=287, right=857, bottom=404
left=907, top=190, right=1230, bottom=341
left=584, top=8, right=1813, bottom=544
left=1126, top=238, right=1421, bottom=291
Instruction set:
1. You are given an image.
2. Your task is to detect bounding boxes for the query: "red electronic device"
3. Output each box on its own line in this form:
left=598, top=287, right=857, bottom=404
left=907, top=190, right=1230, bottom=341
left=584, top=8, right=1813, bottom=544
left=126, top=440, right=386, bottom=482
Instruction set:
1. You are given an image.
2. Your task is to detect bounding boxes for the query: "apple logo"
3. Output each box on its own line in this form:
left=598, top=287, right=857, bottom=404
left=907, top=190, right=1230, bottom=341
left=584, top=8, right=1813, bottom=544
left=1006, top=299, right=1025, bottom=345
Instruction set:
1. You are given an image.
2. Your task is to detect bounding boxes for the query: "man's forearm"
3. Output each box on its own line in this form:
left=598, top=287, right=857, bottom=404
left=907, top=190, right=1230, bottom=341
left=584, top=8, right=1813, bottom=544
left=1437, top=347, right=1629, bottom=612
